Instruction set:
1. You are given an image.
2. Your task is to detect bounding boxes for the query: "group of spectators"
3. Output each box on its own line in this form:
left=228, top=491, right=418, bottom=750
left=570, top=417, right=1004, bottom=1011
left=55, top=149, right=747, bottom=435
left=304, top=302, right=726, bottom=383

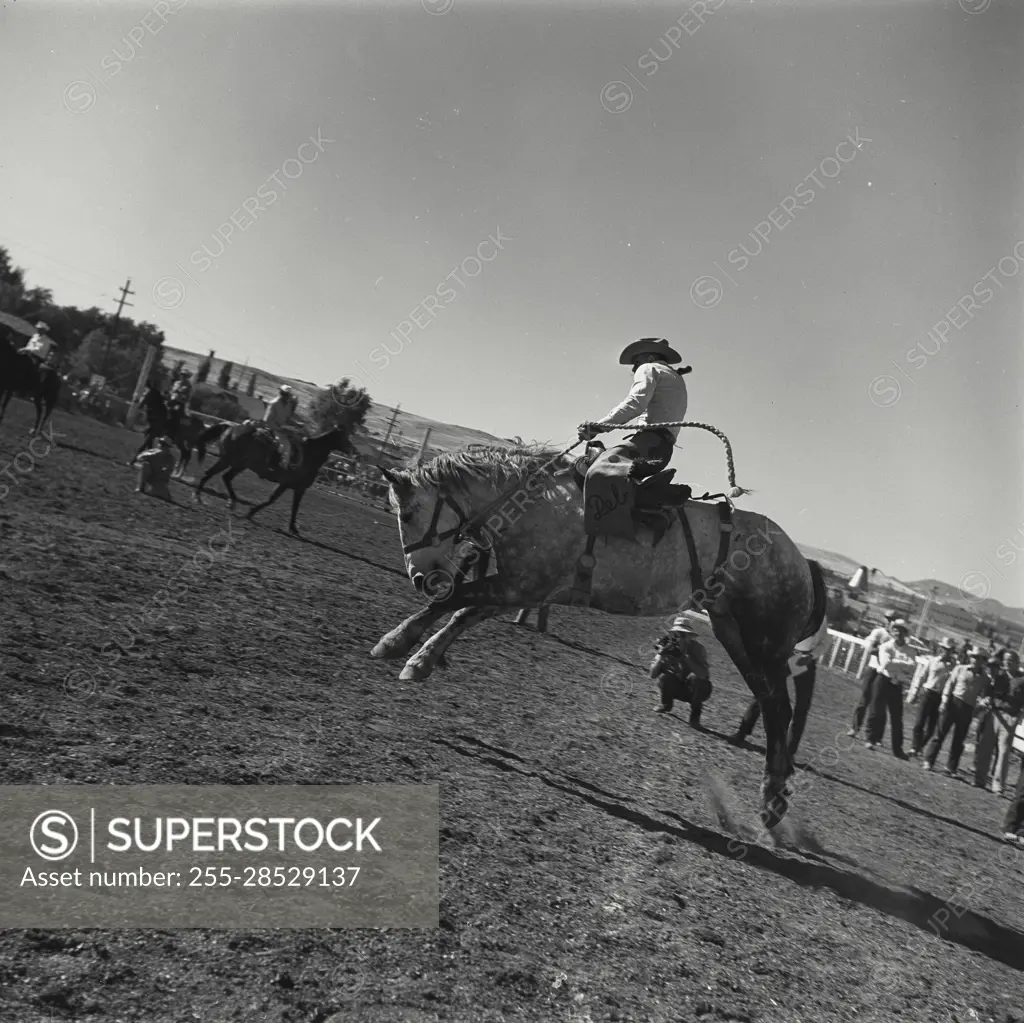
left=848, top=610, right=1024, bottom=844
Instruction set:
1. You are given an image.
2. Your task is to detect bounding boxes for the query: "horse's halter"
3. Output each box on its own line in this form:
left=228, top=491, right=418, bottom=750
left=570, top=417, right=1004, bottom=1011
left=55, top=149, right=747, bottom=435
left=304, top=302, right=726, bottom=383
left=401, top=490, right=493, bottom=557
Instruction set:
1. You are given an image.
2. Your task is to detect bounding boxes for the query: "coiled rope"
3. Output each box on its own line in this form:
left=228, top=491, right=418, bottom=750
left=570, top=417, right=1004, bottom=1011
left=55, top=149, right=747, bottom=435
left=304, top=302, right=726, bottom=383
left=579, top=420, right=750, bottom=499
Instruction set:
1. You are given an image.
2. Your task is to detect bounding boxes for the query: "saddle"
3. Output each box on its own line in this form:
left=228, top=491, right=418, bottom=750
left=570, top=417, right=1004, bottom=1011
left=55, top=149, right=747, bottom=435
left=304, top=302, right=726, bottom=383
left=244, top=421, right=303, bottom=472
left=567, top=444, right=733, bottom=609
left=574, top=445, right=692, bottom=546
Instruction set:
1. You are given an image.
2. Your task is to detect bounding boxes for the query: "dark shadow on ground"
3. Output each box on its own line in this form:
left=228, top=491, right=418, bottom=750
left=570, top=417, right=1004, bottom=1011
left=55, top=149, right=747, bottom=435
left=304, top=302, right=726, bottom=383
left=438, top=734, right=1024, bottom=975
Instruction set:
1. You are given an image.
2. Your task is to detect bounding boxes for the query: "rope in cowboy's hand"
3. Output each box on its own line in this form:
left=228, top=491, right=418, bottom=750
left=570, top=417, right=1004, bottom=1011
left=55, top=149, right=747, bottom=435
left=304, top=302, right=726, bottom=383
left=575, top=419, right=749, bottom=499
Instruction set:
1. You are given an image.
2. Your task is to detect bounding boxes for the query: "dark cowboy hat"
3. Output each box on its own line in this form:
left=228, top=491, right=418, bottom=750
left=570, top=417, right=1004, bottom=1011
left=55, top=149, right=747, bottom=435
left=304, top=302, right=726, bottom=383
left=618, top=337, right=682, bottom=366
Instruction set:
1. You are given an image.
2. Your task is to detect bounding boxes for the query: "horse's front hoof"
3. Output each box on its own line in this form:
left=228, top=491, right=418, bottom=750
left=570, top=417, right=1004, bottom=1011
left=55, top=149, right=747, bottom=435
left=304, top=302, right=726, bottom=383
left=760, top=780, right=790, bottom=831
left=655, top=704, right=672, bottom=714
left=399, top=659, right=431, bottom=682
left=727, top=732, right=746, bottom=747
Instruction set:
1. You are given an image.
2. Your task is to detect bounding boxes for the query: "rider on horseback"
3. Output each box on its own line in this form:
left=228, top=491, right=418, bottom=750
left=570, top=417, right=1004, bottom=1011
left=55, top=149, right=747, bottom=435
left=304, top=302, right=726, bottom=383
left=166, top=370, right=192, bottom=435
left=263, top=384, right=298, bottom=470
left=577, top=338, right=692, bottom=527
left=18, top=322, right=56, bottom=367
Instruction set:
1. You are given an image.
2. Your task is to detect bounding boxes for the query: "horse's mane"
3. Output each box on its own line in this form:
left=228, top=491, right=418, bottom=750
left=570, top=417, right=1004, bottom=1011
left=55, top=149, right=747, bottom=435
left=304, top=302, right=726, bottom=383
left=405, top=443, right=570, bottom=493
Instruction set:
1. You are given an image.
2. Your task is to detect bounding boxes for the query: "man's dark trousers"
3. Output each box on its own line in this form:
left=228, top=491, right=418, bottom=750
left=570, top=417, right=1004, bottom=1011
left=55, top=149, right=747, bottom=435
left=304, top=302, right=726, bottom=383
left=911, top=689, right=942, bottom=753
left=924, top=697, right=974, bottom=772
left=852, top=668, right=878, bottom=733
left=1003, top=756, right=1024, bottom=836
left=865, top=675, right=905, bottom=753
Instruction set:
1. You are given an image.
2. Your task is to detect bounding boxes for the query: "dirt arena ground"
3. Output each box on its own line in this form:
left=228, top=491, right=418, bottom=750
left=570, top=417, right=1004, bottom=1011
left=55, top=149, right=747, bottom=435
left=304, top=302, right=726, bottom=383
left=2, top=404, right=1023, bottom=1023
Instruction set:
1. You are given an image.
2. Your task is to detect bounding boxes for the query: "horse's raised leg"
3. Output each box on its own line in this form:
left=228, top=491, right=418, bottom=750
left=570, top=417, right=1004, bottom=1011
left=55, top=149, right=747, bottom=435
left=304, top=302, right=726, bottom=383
left=371, top=605, right=448, bottom=660
left=31, top=395, right=44, bottom=436
left=709, top=608, right=793, bottom=830
left=247, top=483, right=288, bottom=521
left=399, top=606, right=503, bottom=681
left=195, top=457, right=231, bottom=504
left=287, top=486, right=308, bottom=534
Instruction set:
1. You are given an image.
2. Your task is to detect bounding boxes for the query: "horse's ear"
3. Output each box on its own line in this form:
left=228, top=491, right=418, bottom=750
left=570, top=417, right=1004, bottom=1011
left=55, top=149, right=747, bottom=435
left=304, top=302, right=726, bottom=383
left=377, top=465, right=412, bottom=502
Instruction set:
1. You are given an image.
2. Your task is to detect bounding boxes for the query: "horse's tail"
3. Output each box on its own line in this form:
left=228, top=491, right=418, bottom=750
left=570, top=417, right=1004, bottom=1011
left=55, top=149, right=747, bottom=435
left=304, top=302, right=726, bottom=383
left=196, top=421, right=228, bottom=446
left=796, top=558, right=829, bottom=652
left=194, top=421, right=228, bottom=465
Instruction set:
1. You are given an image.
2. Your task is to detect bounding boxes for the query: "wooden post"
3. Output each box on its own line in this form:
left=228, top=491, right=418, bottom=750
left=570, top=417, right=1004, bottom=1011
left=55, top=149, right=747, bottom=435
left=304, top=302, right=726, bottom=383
left=124, top=341, right=159, bottom=429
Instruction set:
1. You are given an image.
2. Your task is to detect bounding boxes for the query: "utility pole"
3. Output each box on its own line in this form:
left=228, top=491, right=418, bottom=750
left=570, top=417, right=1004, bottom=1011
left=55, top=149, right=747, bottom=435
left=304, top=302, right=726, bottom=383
left=916, top=585, right=939, bottom=641
left=416, top=427, right=432, bottom=465
left=101, top=277, right=135, bottom=377
left=377, top=404, right=401, bottom=464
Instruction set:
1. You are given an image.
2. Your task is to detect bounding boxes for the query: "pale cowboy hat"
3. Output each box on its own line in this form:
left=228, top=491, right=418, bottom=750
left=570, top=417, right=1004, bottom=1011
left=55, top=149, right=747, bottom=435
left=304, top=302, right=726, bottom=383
left=883, top=609, right=898, bottom=621
left=279, top=384, right=293, bottom=394
left=618, top=337, right=682, bottom=366
left=968, top=646, right=987, bottom=658
left=938, top=637, right=956, bottom=650
left=157, top=436, right=173, bottom=447
left=34, top=321, right=50, bottom=332
left=669, top=612, right=700, bottom=635
left=890, top=618, right=910, bottom=631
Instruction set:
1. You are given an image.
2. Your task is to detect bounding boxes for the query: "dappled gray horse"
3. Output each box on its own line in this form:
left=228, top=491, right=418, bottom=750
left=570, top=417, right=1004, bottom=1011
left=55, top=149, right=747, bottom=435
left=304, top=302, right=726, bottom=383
left=373, top=445, right=826, bottom=830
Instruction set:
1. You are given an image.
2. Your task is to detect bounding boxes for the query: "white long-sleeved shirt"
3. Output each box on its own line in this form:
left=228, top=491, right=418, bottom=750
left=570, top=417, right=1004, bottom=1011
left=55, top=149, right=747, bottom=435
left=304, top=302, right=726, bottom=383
left=864, top=625, right=891, bottom=671
left=597, top=362, right=688, bottom=439
left=876, top=638, right=917, bottom=685
left=22, top=332, right=53, bottom=359
left=263, top=394, right=295, bottom=429
left=907, top=655, right=954, bottom=702
left=941, top=665, right=990, bottom=708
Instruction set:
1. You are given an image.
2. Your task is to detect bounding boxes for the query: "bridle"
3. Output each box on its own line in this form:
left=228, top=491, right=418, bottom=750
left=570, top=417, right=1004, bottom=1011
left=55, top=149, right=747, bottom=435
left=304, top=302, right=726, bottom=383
left=400, top=490, right=494, bottom=557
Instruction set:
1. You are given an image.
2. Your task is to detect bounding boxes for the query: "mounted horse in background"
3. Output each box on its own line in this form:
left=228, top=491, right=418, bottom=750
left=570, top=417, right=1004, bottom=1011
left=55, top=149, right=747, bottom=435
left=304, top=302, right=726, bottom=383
left=192, top=420, right=355, bottom=534
left=128, top=387, right=214, bottom=475
left=373, top=437, right=827, bottom=830
left=0, top=334, right=62, bottom=436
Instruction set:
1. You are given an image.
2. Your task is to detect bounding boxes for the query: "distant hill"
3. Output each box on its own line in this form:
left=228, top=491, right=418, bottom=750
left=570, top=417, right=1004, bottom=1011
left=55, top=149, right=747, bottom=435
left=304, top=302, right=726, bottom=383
left=905, top=578, right=1024, bottom=626
left=795, top=544, right=922, bottom=596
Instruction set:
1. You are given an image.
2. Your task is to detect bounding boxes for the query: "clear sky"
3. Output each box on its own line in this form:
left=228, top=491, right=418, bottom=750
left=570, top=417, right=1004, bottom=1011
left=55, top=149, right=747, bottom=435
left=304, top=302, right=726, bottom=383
left=1, top=0, right=1021, bottom=604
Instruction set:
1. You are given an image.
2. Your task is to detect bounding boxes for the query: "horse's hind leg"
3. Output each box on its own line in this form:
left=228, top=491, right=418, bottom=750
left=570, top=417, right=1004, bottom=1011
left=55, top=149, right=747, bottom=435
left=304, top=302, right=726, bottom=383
left=399, top=606, right=503, bottom=681
left=709, top=608, right=793, bottom=830
left=221, top=468, right=242, bottom=511
left=174, top=444, right=190, bottom=478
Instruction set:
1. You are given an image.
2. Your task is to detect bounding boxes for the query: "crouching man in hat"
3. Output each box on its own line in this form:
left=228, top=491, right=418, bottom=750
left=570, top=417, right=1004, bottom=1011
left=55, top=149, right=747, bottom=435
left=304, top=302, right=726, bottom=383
left=135, top=437, right=177, bottom=501
left=648, top=613, right=713, bottom=726
left=577, top=338, right=692, bottom=515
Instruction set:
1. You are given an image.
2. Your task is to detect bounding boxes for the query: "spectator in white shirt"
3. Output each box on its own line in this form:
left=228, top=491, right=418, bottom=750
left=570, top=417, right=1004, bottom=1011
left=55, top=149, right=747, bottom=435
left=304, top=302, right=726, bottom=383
left=864, top=619, right=916, bottom=758
left=848, top=609, right=897, bottom=738
left=907, top=637, right=958, bottom=756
